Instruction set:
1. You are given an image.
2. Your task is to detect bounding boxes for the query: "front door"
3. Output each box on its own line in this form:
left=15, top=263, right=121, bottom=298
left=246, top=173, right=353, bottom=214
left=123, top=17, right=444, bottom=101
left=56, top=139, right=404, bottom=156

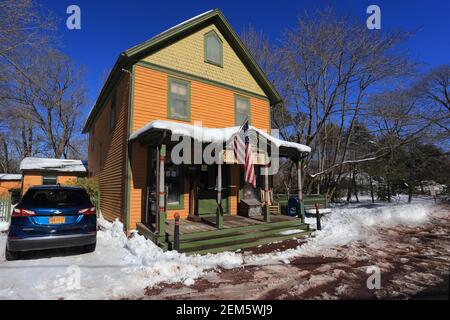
left=196, top=164, right=229, bottom=215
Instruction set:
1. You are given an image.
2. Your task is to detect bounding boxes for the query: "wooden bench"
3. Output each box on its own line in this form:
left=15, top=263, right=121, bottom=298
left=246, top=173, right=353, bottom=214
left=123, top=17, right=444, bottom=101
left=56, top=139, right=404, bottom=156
left=302, top=195, right=329, bottom=217
left=271, top=194, right=330, bottom=217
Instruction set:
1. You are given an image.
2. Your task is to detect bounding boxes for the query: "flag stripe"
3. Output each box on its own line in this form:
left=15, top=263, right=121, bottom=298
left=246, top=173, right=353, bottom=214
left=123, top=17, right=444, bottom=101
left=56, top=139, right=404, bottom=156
left=232, top=119, right=256, bottom=188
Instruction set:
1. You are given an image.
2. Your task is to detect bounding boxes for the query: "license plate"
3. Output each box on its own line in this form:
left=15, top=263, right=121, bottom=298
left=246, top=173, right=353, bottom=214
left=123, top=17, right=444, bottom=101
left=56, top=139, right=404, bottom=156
left=49, top=216, right=65, bottom=224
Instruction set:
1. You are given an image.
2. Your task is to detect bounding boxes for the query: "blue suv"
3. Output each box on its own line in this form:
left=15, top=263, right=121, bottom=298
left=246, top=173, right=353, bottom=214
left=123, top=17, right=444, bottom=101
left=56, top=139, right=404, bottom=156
left=5, top=186, right=97, bottom=261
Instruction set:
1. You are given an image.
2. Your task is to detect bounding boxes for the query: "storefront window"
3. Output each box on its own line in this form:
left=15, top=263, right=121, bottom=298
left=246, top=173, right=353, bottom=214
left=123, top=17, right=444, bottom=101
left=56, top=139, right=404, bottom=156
left=165, top=159, right=183, bottom=208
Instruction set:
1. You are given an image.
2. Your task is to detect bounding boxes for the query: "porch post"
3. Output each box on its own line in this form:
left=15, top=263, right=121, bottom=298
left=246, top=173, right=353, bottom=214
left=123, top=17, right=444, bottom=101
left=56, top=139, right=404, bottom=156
left=216, top=160, right=224, bottom=229
left=263, top=164, right=270, bottom=222
left=156, top=144, right=166, bottom=244
left=297, top=157, right=305, bottom=222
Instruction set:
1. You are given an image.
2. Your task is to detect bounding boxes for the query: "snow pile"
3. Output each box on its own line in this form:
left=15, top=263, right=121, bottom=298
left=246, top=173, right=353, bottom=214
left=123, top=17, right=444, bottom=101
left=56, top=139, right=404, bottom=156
left=93, top=217, right=243, bottom=295
left=0, top=217, right=242, bottom=299
left=244, top=201, right=437, bottom=265
left=0, top=221, right=9, bottom=232
left=0, top=198, right=441, bottom=299
left=300, top=202, right=432, bottom=255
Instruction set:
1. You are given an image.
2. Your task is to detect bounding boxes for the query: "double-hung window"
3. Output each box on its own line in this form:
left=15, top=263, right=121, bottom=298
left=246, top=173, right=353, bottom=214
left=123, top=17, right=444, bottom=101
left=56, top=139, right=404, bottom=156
left=168, top=78, right=190, bottom=121
left=235, top=95, right=251, bottom=125
left=204, top=31, right=223, bottom=67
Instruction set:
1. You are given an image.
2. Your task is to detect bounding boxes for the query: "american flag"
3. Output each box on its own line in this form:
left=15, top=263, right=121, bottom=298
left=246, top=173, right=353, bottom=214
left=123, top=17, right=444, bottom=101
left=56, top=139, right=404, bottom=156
left=233, top=120, right=256, bottom=188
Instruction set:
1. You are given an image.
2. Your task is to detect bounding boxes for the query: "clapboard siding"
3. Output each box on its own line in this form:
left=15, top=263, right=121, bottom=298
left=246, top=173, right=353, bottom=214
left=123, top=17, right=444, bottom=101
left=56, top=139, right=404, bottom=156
left=89, top=75, right=129, bottom=223
left=142, top=24, right=265, bottom=97
left=129, top=142, right=147, bottom=230
left=132, top=65, right=270, bottom=132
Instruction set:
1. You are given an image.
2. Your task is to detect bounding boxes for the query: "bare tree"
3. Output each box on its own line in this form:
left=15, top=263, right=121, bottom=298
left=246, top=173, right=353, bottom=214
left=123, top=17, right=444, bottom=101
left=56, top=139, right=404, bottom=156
left=0, top=0, right=58, bottom=170
left=243, top=8, right=417, bottom=199
left=414, top=65, right=450, bottom=141
left=3, top=50, right=86, bottom=159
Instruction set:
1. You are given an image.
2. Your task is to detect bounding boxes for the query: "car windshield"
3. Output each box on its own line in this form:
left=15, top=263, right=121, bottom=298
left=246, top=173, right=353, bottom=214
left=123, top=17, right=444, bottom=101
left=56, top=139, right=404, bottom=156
left=21, top=189, right=92, bottom=208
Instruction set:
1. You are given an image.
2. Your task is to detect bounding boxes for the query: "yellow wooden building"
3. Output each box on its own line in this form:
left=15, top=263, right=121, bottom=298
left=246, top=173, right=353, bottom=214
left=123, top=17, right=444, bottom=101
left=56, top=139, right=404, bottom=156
left=83, top=9, right=312, bottom=253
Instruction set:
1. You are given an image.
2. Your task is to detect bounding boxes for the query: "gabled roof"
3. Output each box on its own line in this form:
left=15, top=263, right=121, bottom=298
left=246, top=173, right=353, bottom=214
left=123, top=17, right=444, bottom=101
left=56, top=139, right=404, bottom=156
left=20, top=157, right=87, bottom=173
left=82, top=9, right=281, bottom=133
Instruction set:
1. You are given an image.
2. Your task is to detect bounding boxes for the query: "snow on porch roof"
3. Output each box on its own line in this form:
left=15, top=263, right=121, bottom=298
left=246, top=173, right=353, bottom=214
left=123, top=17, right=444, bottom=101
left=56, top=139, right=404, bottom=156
left=129, top=120, right=311, bottom=154
left=20, top=157, right=87, bottom=173
left=0, top=173, right=22, bottom=180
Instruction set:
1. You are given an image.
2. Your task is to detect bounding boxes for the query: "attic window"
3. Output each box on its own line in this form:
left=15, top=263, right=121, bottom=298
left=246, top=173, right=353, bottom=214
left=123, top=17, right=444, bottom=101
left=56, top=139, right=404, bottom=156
left=204, top=30, right=223, bottom=67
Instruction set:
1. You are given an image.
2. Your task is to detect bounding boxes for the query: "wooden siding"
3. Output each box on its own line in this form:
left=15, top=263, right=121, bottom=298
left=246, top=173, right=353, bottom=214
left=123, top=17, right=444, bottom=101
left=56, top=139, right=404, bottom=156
left=0, top=180, right=21, bottom=196
left=88, top=75, right=129, bottom=223
left=129, top=142, right=147, bottom=230
left=57, top=175, right=78, bottom=185
left=21, top=172, right=84, bottom=195
left=142, top=24, right=265, bottom=97
left=132, top=65, right=270, bottom=132
left=22, top=173, right=42, bottom=195
left=0, top=180, right=21, bottom=191
left=128, top=63, right=271, bottom=225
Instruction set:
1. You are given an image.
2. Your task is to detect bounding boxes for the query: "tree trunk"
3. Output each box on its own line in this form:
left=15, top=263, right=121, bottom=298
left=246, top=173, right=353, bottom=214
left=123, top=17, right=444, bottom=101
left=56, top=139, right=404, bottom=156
left=369, top=176, right=375, bottom=203
left=387, top=180, right=392, bottom=203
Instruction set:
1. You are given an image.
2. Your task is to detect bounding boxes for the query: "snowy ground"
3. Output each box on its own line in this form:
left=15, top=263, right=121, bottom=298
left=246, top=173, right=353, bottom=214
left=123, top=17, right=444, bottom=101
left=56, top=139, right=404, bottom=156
left=0, top=196, right=448, bottom=300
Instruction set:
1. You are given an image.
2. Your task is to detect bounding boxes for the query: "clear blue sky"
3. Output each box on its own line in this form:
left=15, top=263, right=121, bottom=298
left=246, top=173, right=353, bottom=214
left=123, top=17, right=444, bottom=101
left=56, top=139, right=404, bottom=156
left=42, top=0, right=450, bottom=112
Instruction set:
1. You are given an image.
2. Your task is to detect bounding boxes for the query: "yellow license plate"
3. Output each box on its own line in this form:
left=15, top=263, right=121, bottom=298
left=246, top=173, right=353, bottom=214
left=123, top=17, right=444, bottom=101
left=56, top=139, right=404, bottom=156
left=49, top=216, right=65, bottom=224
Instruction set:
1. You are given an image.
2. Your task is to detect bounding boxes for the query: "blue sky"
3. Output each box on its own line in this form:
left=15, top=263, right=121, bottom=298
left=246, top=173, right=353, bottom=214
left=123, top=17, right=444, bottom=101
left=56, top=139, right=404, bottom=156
left=42, top=0, right=450, bottom=112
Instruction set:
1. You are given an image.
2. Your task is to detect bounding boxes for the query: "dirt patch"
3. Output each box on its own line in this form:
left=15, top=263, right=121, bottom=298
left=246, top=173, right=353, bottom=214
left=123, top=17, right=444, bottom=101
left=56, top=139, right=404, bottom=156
left=144, top=282, right=186, bottom=297
left=411, top=276, right=449, bottom=300
left=289, top=256, right=345, bottom=271
left=139, top=204, right=450, bottom=300
left=239, top=239, right=307, bottom=255
left=215, top=266, right=256, bottom=285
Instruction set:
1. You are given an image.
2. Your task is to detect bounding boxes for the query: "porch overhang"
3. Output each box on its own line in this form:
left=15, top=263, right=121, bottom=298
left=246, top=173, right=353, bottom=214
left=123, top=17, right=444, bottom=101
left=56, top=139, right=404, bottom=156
left=128, top=120, right=311, bottom=159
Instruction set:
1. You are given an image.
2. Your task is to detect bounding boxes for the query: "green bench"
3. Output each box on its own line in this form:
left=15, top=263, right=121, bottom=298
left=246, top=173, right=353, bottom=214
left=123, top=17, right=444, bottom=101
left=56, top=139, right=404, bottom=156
left=302, top=195, right=329, bottom=217
left=272, top=194, right=329, bottom=217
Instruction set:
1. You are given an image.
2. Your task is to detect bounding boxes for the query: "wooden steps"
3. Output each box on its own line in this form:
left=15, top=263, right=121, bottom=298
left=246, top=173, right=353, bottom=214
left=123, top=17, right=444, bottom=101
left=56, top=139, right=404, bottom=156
left=166, top=219, right=313, bottom=255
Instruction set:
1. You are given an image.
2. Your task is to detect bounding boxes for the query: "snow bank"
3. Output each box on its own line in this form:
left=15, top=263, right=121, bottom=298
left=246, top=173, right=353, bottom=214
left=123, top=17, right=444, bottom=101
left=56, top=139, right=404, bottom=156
left=243, top=200, right=438, bottom=265
left=0, top=216, right=242, bottom=299
left=300, top=202, right=432, bottom=255
left=0, top=221, right=9, bottom=232
left=0, top=198, right=441, bottom=299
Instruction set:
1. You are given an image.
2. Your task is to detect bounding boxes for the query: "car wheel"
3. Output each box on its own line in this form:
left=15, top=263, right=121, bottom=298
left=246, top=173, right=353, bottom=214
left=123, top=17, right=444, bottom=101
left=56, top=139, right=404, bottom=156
left=84, top=242, right=96, bottom=253
left=5, top=247, right=20, bottom=261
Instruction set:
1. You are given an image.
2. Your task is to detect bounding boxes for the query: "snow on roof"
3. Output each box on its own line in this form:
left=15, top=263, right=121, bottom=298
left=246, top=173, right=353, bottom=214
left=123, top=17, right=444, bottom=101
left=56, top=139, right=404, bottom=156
left=129, top=120, right=311, bottom=153
left=20, top=157, right=87, bottom=173
left=0, top=174, right=22, bottom=180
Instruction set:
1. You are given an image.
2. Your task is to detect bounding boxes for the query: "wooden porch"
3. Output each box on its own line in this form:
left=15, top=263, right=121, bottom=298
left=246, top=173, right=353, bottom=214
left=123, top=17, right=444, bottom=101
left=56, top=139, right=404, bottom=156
left=137, top=214, right=313, bottom=255
left=130, top=120, right=314, bottom=254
